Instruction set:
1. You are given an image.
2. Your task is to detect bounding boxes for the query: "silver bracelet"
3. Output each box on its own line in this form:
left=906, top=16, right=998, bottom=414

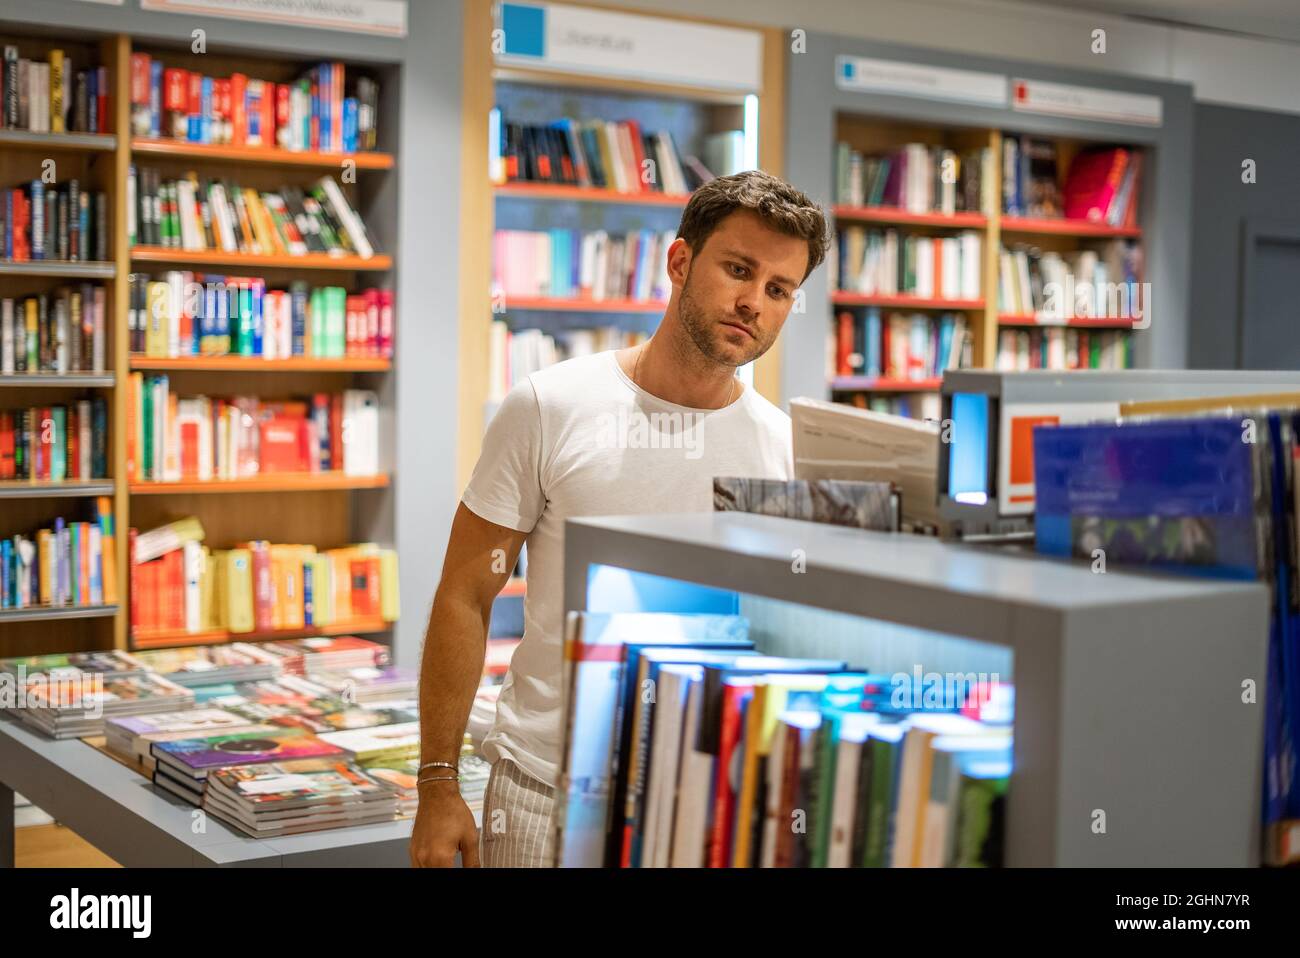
left=419, top=761, right=457, bottom=773
left=417, top=774, right=460, bottom=785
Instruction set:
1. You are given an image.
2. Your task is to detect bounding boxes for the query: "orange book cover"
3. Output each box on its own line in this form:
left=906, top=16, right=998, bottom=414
left=332, top=549, right=353, bottom=623
left=932, top=237, right=944, bottom=299
left=259, top=414, right=310, bottom=473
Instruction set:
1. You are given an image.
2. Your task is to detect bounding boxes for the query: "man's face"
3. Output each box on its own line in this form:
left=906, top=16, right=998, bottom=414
left=671, top=209, right=809, bottom=368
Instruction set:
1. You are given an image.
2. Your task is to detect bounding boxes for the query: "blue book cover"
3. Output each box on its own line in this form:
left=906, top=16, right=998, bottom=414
left=1, top=539, right=10, bottom=608
left=864, top=307, right=882, bottom=376
left=303, top=561, right=314, bottom=626
left=1033, top=416, right=1262, bottom=579
left=4, top=191, right=12, bottom=259
left=87, top=69, right=98, bottom=134
left=200, top=77, right=214, bottom=144
left=149, top=61, right=163, bottom=137
left=250, top=281, right=264, bottom=355
left=342, top=97, right=358, bottom=153
left=30, top=181, right=44, bottom=260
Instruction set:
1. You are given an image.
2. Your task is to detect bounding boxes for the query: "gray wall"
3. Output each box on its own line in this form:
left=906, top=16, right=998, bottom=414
left=1188, top=103, right=1300, bottom=370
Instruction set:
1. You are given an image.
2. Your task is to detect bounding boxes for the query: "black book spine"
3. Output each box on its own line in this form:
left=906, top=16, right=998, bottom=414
left=57, top=191, right=68, bottom=261
left=95, top=192, right=107, bottom=262
left=73, top=71, right=88, bottom=134
left=3, top=48, right=17, bottom=129
left=44, top=190, right=55, bottom=260
left=37, top=294, right=48, bottom=372
left=92, top=395, right=107, bottom=478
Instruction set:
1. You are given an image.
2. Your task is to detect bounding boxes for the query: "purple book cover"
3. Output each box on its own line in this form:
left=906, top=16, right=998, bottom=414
left=152, top=726, right=344, bottom=772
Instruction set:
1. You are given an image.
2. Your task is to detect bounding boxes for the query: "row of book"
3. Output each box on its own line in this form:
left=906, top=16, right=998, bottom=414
left=835, top=391, right=943, bottom=423
left=127, top=272, right=394, bottom=359
left=0, top=497, right=117, bottom=612
left=129, top=167, right=377, bottom=259
left=1031, top=397, right=1300, bottom=865
left=995, top=327, right=1133, bottom=371
left=998, top=240, right=1142, bottom=320
left=1004, top=138, right=1142, bottom=227
left=493, top=228, right=674, bottom=303
left=487, top=321, right=646, bottom=401
left=1, top=286, right=107, bottom=374
left=831, top=309, right=970, bottom=381
left=129, top=518, right=398, bottom=637
left=2, top=47, right=108, bottom=134
left=0, top=397, right=109, bottom=481
left=556, top=613, right=1012, bottom=867
left=834, top=142, right=995, bottom=216
left=1, top=181, right=109, bottom=262
left=492, top=114, right=713, bottom=195
left=129, top=54, right=380, bottom=154
left=832, top=228, right=982, bottom=301
left=127, top=378, right=380, bottom=482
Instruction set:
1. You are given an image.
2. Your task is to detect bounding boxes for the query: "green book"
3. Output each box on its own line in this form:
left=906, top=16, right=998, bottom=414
left=69, top=522, right=79, bottom=605
left=330, top=287, right=347, bottom=357
left=142, top=377, right=153, bottom=480
left=310, top=287, right=325, bottom=357
left=50, top=406, right=66, bottom=482
left=238, top=284, right=254, bottom=356
left=863, top=725, right=905, bottom=867
left=953, top=762, right=1010, bottom=867
left=810, top=720, right=838, bottom=868
left=1090, top=335, right=1102, bottom=369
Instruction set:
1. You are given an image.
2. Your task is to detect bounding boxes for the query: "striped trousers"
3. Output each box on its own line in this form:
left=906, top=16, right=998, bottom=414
left=479, top=758, right=556, bottom=867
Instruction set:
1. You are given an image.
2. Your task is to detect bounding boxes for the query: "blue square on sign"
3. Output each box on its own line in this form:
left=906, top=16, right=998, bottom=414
left=502, top=3, right=546, bottom=58
left=841, top=60, right=855, bottom=80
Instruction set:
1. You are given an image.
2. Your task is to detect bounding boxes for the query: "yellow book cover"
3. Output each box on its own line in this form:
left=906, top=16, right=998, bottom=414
left=223, top=548, right=255, bottom=634
left=49, top=50, right=65, bottom=133
left=199, top=546, right=215, bottom=630
left=146, top=283, right=169, bottom=357
left=211, top=549, right=227, bottom=630
left=268, top=548, right=284, bottom=631
left=25, top=300, right=37, bottom=355
left=37, top=530, right=53, bottom=605
left=309, top=554, right=332, bottom=626
left=379, top=549, right=400, bottom=622
left=328, top=547, right=355, bottom=624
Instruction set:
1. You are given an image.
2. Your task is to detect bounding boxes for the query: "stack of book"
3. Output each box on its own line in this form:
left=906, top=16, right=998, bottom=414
left=358, top=757, right=419, bottom=817
left=998, top=240, right=1141, bottom=319
left=318, top=721, right=420, bottom=764
left=1, top=649, right=143, bottom=680
left=996, top=327, right=1133, bottom=372
left=150, top=725, right=346, bottom=805
left=126, top=379, right=380, bottom=481
left=129, top=54, right=379, bottom=153
left=556, top=612, right=1013, bottom=868
left=1, top=286, right=108, bottom=374
left=203, top=757, right=399, bottom=836
left=831, top=309, right=969, bottom=381
left=1, top=497, right=117, bottom=611
left=128, top=273, right=393, bottom=359
left=128, top=518, right=399, bottom=638
left=262, top=635, right=391, bottom=676
left=833, top=227, right=982, bottom=301
left=130, top=643, right=283, bottom=687
left=488, top=322, right=646, bottom=401
left=0, top=397, right=110, bottom=480
left=105, top=707, right=272, bottom=773
left=2, top=47, right=108, bottom=134
left=492, top=114, right=710, bottom=195
left=835, top=141, right=994, bottom=216
left=311, top=664, right=418, bottom=704
left=493, top=228, right=674, bottom=303
left=129, top=169, right=376, bottom=259
left=1, top=180, right=109, bottom=262
left=18, top=670, right=195, bottom=739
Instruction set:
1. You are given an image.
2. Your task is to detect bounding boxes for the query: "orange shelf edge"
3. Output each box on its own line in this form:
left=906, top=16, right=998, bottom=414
left=131, top=618, right=391, bottom=650
left=132, top=137, right=394, bottom=169
left=131, top=247, right=392, bottom=271
left=129, top=356, right=392, bottom=372
left=129, top=473, right=389, bottom=494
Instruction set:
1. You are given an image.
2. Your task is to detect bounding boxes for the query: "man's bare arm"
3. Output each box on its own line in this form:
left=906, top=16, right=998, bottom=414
left=409, top=502, right=527, bottom=867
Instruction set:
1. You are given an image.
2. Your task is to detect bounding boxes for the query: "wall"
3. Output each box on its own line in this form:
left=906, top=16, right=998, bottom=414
left=1187, top=103, right=1300, bottom=369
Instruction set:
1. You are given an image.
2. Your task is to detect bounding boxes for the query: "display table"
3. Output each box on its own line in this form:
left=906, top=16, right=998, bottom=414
left=0, top=715, right=426, bottom=867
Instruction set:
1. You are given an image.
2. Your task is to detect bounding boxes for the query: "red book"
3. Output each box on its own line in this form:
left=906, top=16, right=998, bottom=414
left=130, top=54, right=151, bottom=110
left=170, top=549, right=185, bottom=630
left=214, top=78, right=230, bottom=143
left=180, top=420, right=200, bottom=478
left=378, top=290, right=393, bottom=358
left=276, top=83, right=290, bottom=148
left=245, top=540, right=274, bottom=632
left=66, top=407, right=79, bottom=480
left=0, top=412, right=13, bottom=479
left=261, top=82, right=276, bottom=151
left=708, top=678, right=755, bottom=867
left=35, top=408, right=50, bottom=480
left=230, top=73, right=247, bottom=145
left=329, top=393, right=343, bottom=474
left=835, top=311, right=853, bottom=376
left=187, top=72, right=202, bottom=135
left=259, top=414, right=309, bottom=473
left=96, top=66, right=108, bottom=135
left=623, top=119, right=648, bottom=192
left=333, top=62, right=344, bottom=153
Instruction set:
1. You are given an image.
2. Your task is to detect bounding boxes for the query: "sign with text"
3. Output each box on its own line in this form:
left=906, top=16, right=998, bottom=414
left=835, top=55, right=1007, bottom=108
left=140, top=0, right=408, bottom=37
left=496, top=2, right=762, bottom=93
left=1011, top=78, right=1162, bottom=126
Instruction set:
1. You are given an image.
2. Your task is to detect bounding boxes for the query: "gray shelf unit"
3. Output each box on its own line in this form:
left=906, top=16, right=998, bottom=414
left=782, top=32, right=1195, bottom=407
left=0, top=480, right=115, bottom=499
left=0, top=0, right=469, bottom=669
left=564, top=511, right=1269, bottom=866
left=0, top=129, right=116, bottom=152
left=0, top=373, right=114, bottom=387
left=0, top=261, right=115, bottom=279
left=0, top=603, right=117, bottom=624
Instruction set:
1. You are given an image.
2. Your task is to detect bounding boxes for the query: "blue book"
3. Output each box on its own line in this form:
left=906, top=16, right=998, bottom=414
left=200, top=77, right=214, bottom=144
left=864, top=307, right=882, bottom=376
left=1, top=539, right=11, bottom=608
left=4, top=191, right=12, bottom=259
left=149, top=61, right=163, bottom=138
left=30, top=181, right=44, bottom=260
left=303, top=561, right=314, bottom=626
left=87, top=69, right=98, bottom=134
left=317, top=64, right=328, bottom=150
left=250, top=281, right=264, bottom=355
left=342, top=97, right=358, bottom=153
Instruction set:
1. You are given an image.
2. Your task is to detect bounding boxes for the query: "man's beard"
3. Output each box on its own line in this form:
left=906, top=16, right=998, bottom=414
left=677, top=269, right=773, bottom=368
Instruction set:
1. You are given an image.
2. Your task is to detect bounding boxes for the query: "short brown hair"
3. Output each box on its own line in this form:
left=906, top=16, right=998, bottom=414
left=677, top=170, right=830, bottom=282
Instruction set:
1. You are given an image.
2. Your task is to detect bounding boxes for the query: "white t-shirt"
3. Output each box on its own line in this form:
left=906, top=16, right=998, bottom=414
left=461, top=349, right=792, bottom=787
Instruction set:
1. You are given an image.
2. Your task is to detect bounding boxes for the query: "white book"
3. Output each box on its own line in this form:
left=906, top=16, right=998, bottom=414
left=93, top=287, right=105, bottom=372
left=31, top=63, right=49, bottom=132
left=183, top=540, right=203, bottom=633
left=342, top=389, right=379, bottom=476
left=166, top=271, right=184, bottom=358
left=78, top=400, right=91, bottom=478
left=88, top=526, right=102, bottom=604
left=644, top=664, right=695, bottom=868
left=316, top=176, right=374, bottom=259
left=827, top=713, right=878, bottom=867
left=669, top=675, right=711, bottom=869
left=2, top=298, right=14, bottom=373
left=960, top=232, right=982, bottom=300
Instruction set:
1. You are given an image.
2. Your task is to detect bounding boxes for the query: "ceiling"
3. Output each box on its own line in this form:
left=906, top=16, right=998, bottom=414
left=1007, top=0, right=1300, bottom=44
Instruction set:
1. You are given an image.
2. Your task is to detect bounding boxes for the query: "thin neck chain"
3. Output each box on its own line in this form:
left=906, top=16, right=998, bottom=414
left=633, top=345, right=736, bottom=409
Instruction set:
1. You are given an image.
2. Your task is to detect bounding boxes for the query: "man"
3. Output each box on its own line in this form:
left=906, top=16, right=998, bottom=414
left=409, top=170, right=829, bottom=867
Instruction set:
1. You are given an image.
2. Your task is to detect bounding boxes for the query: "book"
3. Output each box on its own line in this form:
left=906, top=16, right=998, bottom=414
left=712, top=476, right=899, bottom=531
left=151, top=725, right=345, bottom=781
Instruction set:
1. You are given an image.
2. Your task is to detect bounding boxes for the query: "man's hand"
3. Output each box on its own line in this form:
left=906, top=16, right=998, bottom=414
left=410, top=784, right=480, bottom=867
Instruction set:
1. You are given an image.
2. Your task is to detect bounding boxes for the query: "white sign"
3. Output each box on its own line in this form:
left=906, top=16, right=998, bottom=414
left=998, top=400, right=1120, bottom=516
left=1011, top=78, right=1162, bottom=126
left=835, top=55, right=1007, bottom=107
left=496, top=2, right=762, bottom=93
left=140, top=0, right=408, bottom=37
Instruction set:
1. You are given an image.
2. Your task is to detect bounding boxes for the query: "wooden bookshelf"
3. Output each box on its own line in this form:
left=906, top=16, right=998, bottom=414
left=129, top=473, right=390, bottom=495
left=832, top=205, right=987, bottom=228
left=494, top=182, right=689, bottom=206
left=130, top=247, right=392, bottom=271
left=1000, top=216, right=1142, bottom=239
left=831, top=292, right=984, bottom=310
left=131, top=617, right=390, bottom=650
left=131, top=138, right=394, bottom=169
left=503, top=296, right=666, bottom=313
left=129, top=356, right=391, bottom=372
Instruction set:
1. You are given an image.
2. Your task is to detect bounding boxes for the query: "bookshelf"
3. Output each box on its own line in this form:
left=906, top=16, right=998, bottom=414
left=457, top=0, right=786, bottom=494
left=784, top=32, right=1194, bottom=416
left=564, top=511, right=1269, bottom=866
left=0, top=21, right=403, bottom=660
